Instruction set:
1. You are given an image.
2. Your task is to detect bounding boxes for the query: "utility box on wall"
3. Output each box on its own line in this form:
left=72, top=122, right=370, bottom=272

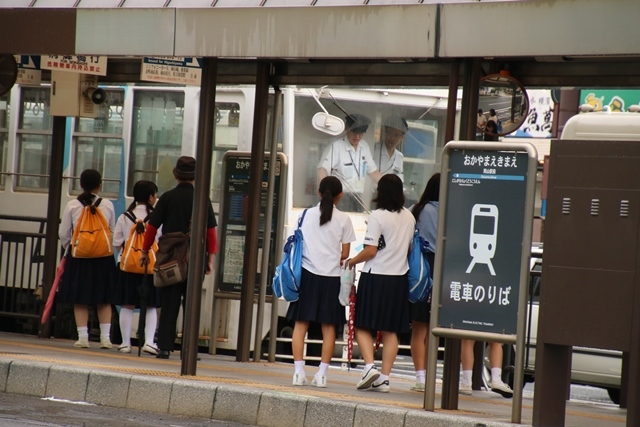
left=50, top=70, right=105, bottom=118
left=533, top=140, right=640, bottom=427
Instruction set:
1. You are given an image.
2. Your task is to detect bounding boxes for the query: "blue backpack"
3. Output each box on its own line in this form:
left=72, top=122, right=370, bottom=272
left=272, top=209, right=308, bottom=302
left=407, top=230, right=433, bottom=303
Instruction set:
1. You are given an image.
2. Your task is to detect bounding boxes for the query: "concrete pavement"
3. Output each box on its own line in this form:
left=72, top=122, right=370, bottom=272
left=0, top=332, right=627, bottom=427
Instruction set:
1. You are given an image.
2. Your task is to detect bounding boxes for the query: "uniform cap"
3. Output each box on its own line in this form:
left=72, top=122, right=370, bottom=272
left=173, top=156, right=196, bottom=180
left=345, top=113, right=371, bottom=133
left=384, top=116, right=408, bottom=133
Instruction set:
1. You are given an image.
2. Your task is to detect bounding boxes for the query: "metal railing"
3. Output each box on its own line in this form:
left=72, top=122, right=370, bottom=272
left=0, top=215, right=47, bottom=335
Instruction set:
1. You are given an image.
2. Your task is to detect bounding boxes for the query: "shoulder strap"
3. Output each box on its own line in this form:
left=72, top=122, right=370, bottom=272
left=124, top=211, right=137, bottom=223
left=94, top=197, right=102, bottom=208
left=297, top=209, right=308, bottom=229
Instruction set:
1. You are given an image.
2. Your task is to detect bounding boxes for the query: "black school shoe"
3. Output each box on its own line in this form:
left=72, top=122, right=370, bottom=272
left=156, top=350, right=170, bottom=359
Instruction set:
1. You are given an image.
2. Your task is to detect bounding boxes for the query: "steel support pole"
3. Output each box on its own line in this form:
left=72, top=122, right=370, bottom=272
left=38, top=116, right=66, bottom=338
left=444, top=60, right=460, bottom=143
left=181, top=57, right=218, bottom=376
left=237, top=62, right=270, bottom=362
left=253, top=88, right=282, bottom=362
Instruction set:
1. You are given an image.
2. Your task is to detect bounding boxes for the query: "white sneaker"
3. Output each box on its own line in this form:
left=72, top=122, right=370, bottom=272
left=371, top=379, right=390, bottom=393
left=311, top=373, right=327, bottom=388
left=410, top=382, right=425, bottom=392
left=459, top=382, right=472, bottom=395
left=74, top=338, right=89, bottom=348
left=489, top=380, right=513, bottom=398
left=99, top=337, right=112, bottom=349
left=117, top=344, right=131, bottom=353
left=356, top=366, right=380, bottom=390
left=142, top=343, right=159, bottom=355
left=292, top=373, right=308, bottom=386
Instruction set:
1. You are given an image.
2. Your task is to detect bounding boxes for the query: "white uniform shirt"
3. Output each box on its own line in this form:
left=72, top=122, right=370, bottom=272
left=317, top=136, right=378, bottom=193
left=113, top=204, right=161, bottom=259
left=59, top=195, right=116, bottom=251
left=362, top=207, right=415, bottom=275
left=299, top=204, right=356, bottom=277
left=373, top=143, right=404, bottom=182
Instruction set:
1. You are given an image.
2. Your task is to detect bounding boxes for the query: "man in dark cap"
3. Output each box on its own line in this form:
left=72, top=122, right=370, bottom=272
left=140, top=156, right=218, bottom=359
left=374, top=115, right=408, bottom=182
left=317, top=113, right=382, bottom=212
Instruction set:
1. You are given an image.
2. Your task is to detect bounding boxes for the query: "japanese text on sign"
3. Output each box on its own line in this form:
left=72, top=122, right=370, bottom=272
left=41, top=55, right=107, bottom=76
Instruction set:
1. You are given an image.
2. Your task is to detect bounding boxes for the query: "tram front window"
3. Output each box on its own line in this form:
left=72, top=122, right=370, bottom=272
left=0, top=93, right=9, bottom=189
left=291, top=88, right=444, bottom=213
left=16, top=87, right=52, bottom=192
left=128, top=89, right=185, bottom=196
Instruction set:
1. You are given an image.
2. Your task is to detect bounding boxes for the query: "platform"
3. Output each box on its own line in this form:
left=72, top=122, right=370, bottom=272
left=0, top=332, right=626, bottom=427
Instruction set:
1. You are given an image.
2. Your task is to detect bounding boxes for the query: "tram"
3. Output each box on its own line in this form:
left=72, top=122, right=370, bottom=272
left=0, top=83, right=458, bottom=351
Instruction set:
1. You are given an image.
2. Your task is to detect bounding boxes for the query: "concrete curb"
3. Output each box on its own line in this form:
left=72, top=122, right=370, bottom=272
left=0, top=359, right=527, bottom=427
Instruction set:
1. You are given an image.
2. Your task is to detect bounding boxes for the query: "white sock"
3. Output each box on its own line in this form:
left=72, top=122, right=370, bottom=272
left=119, top=308, right=133, bottom=346
left=364, top=363, right=374, bottom=372
left=415, top=369, right=426, bottom=384
left=317, top=362, right=329, bottom=376
left=294, top=360, right=305, bottom=375
left=462, top=369, right=472, bottom=385
left=375, top=374, right=389, bottom=384
left=99, top=323, right=111, bottom=341
left=77, top=326, right=88, bottom=341
left=144, top=308, right=158, bottom=346
left=491, top=367, right=502, bottom=383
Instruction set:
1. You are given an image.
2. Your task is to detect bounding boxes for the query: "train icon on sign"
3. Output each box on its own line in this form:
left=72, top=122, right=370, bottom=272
left=466, top=204, right=498, bottom=276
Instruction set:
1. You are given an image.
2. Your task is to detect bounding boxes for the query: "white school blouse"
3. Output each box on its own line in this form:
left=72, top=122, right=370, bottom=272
left=299, top=204, right=356, bottom=277
left=361, top=207, right=415, bottom=275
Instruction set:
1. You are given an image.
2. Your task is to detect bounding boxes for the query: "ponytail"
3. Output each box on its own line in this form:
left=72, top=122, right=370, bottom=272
left=319, top=189, right=334, bottom=226
left=318, top=176, right=343, bottom=226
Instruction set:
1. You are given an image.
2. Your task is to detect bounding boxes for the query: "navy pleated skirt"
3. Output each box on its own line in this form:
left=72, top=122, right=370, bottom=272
left=113, top=269, right=160, bottom=308
left=354, top=271, right=410, bottom=334
left=57, top=255, right=116, bottom=305
left=286, top=268, right=345, bottom=326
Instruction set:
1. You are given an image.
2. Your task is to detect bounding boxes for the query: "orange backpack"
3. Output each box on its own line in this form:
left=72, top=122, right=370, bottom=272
left=71, top=198, right=113, bottom=258
left=120, top=211, right=157, bottom=274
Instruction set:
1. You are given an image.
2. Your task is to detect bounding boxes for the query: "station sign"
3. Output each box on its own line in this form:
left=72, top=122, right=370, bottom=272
left=140, top=57, right=202, bottom=86
left=14, top=55, right=41, bottom=85
left=41, top=55, right=107, bottom=76
left=437, top=148, right=531, bottom=335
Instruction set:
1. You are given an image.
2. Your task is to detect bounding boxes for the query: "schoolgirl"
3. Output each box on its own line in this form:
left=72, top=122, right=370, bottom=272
left=408, top=172, right=440, bottom=392
left=112, top=180, right=160, bottom=355
left=58, top=169, right=116, bottom=349
left=345, top=174, right=415, bottom=392
left=286, top=176, right=356, bottom=387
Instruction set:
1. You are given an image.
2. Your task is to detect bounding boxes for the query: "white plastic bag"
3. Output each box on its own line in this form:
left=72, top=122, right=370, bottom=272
left=339, top=262, right=355, bottom=307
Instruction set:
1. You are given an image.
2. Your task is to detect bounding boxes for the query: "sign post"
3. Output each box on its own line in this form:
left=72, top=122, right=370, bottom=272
left=424, top=141, right=538, bottom=424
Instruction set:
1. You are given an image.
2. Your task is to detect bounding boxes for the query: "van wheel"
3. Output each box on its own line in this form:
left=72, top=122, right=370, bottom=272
left=607, top=388, right=621, bottom=405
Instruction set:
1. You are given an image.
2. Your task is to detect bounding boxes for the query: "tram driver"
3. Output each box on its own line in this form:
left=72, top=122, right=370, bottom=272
left=373, top=115, right=407, bottom=183
left=317, top=113, right=382, bottom=212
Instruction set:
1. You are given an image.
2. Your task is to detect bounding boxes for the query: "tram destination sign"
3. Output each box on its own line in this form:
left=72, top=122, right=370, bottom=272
left=438, top=148, right=531, bottom=335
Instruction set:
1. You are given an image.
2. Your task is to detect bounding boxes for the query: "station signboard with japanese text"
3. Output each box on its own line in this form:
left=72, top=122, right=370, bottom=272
left=41, top=55, right=107, bottom=76
left=216, top=152, right=286, bottom=294
left=14, top=55, right=41, bottom=85
left=438, top=148, right=532, bottom=335
left=141, top=57, right=202, bottom=86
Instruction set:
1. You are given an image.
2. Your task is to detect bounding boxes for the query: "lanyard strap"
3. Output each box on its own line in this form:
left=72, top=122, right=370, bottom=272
left=347, top=149, right=361, bottom=179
